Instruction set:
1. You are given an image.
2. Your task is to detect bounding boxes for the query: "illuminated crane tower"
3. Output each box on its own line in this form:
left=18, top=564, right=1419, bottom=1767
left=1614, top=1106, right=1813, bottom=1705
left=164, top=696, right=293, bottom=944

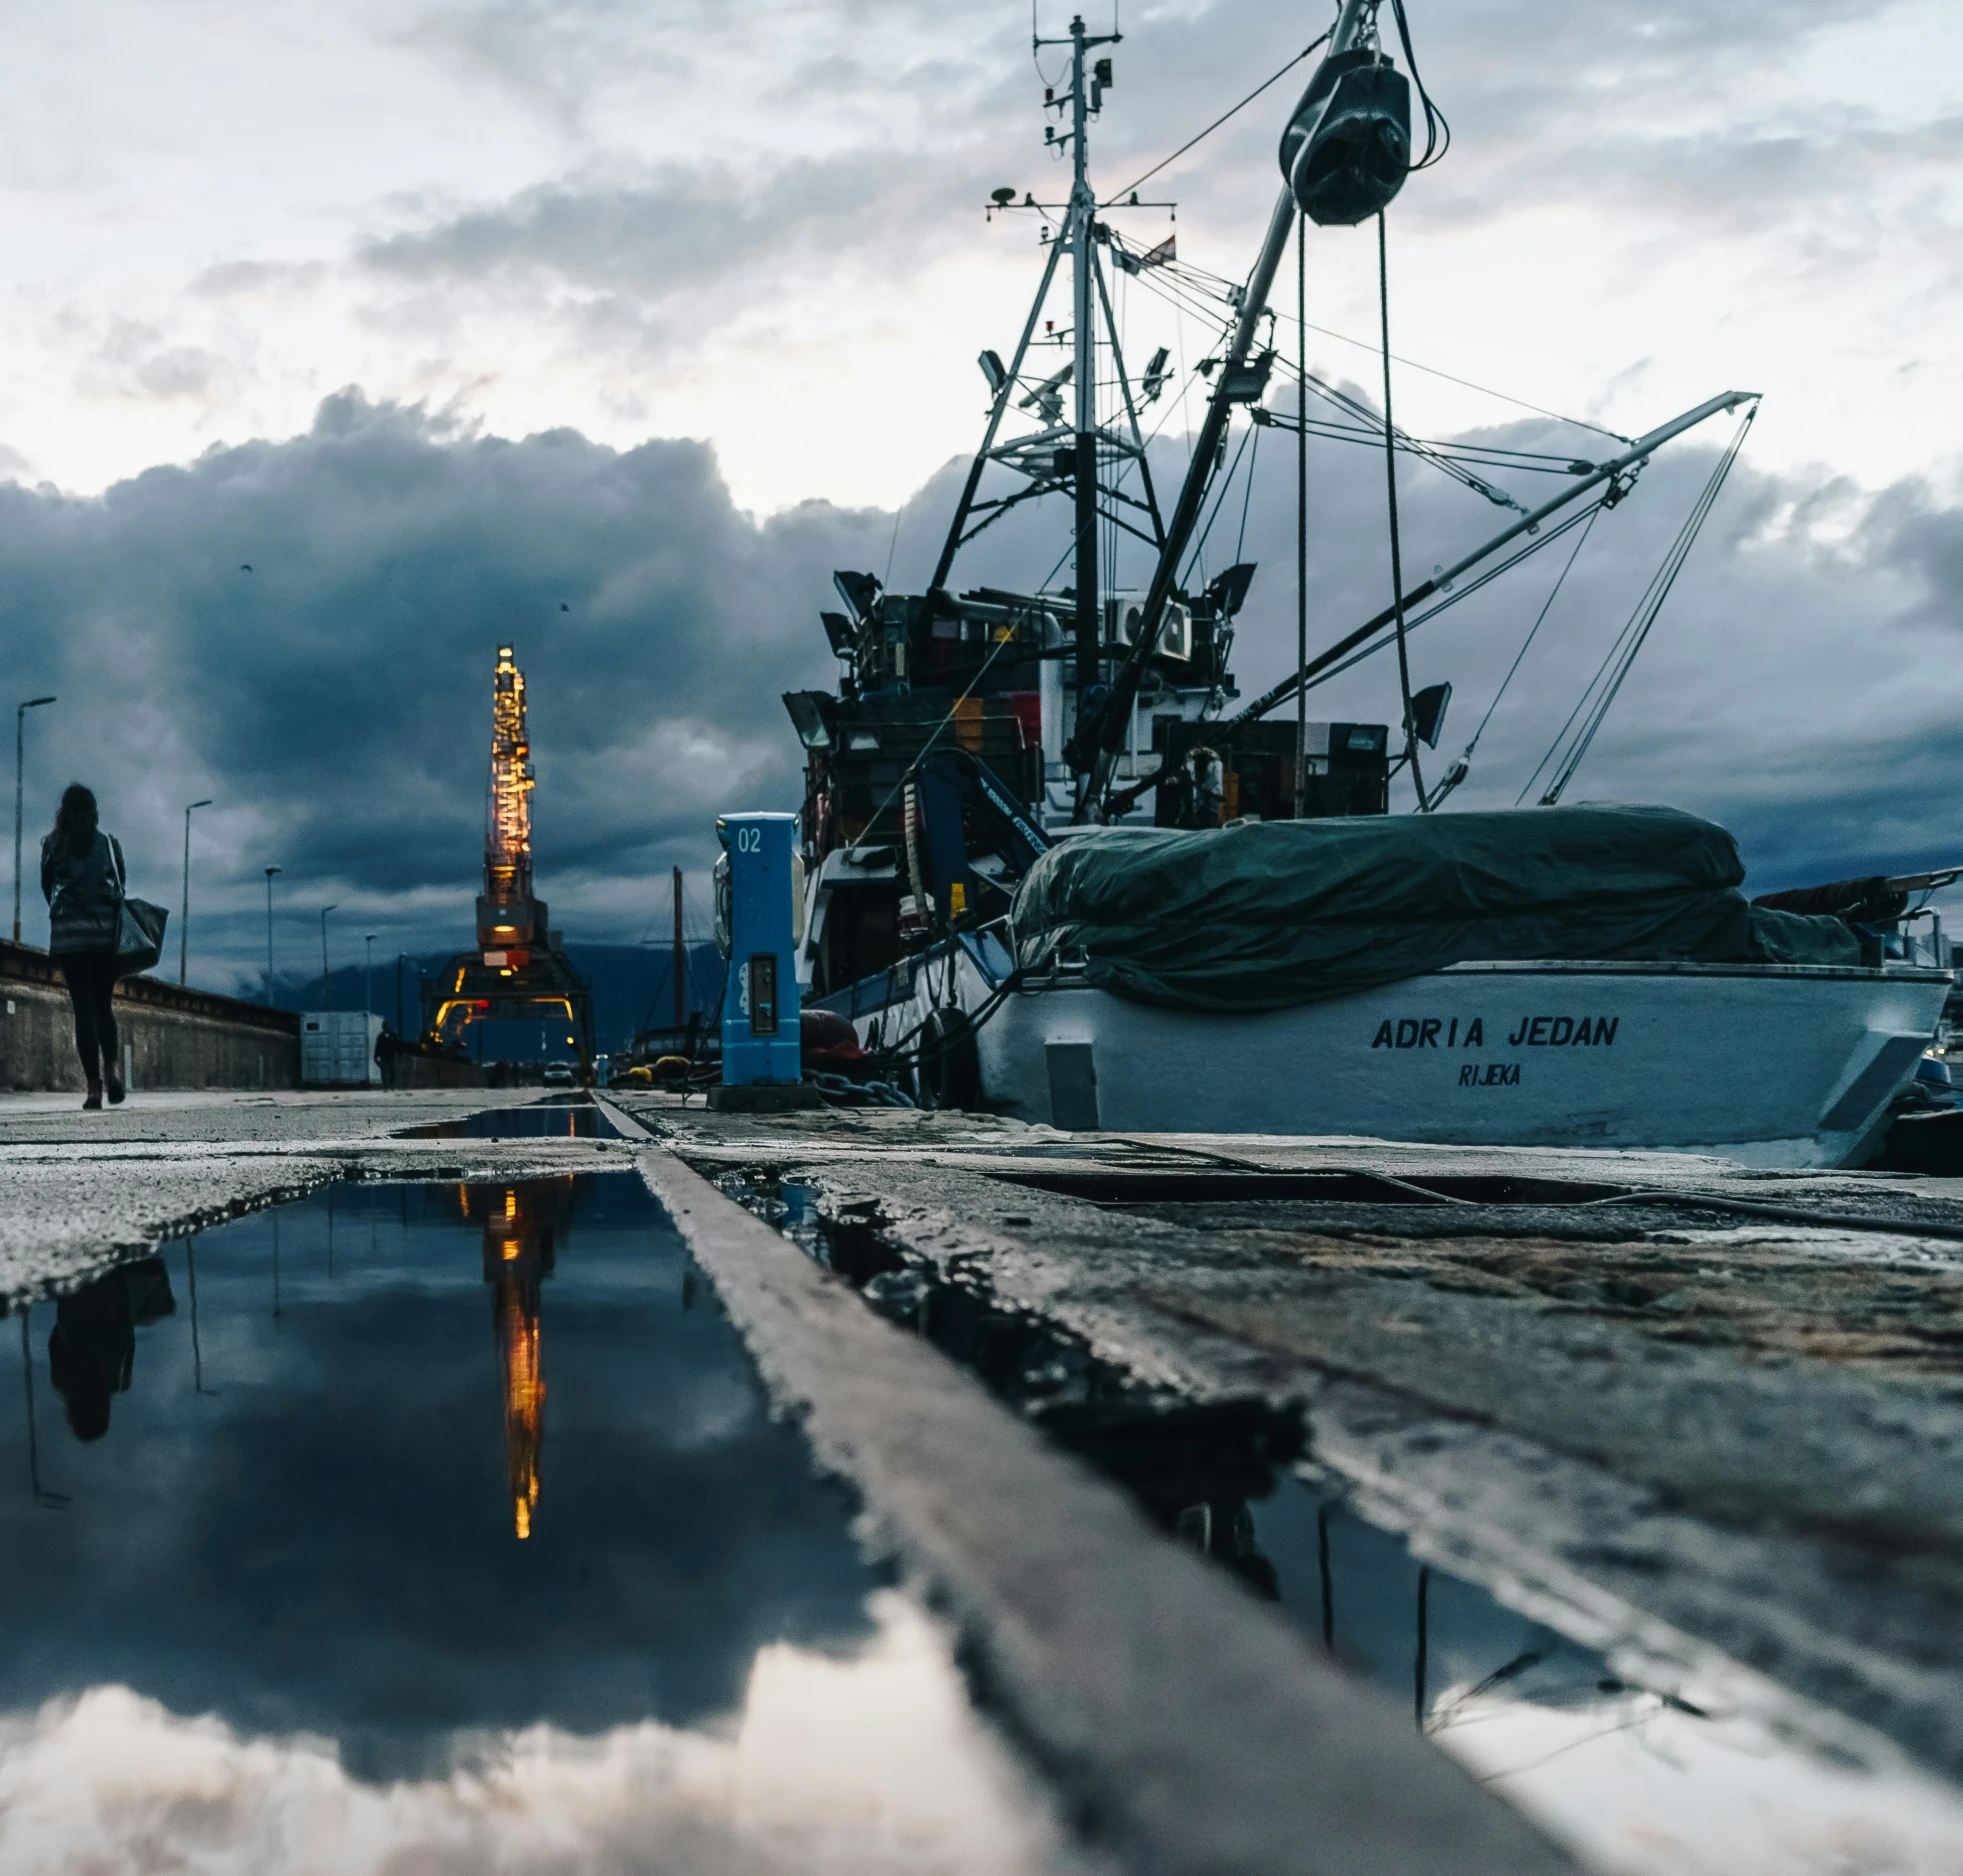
left=481, top=645, right=537, bottom=952
left=424, top=645, right=595, bottom=1070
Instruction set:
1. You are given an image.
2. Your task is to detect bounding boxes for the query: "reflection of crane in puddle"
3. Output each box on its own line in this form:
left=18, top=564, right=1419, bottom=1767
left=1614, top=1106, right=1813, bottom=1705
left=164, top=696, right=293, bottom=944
left=457, top=1179, right=574, bottom=1539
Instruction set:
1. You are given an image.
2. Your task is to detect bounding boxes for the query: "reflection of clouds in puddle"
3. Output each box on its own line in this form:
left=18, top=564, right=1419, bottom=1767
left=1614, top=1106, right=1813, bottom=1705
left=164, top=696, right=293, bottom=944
left=0, top=1591, right=1091, bottom=1876
left=1431, top=1685, right=1963, bottom=1876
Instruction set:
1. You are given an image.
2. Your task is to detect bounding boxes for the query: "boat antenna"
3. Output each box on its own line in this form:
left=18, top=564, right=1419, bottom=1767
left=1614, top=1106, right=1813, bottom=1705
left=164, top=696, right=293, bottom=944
left=1068, top=16, right=1113, bottom=723
left=928, top=13, right=1163, bottom=606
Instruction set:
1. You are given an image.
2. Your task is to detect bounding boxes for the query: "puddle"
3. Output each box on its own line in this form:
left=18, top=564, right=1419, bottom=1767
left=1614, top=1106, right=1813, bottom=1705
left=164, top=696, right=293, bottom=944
left=394, top=1096, right=614, bottom=1140
left=987, top=1167, right=1631, bottom=1206
left=0, top=1175, right=1088, bottom=1875
left=720, top=1169, right=1963, bottom=1876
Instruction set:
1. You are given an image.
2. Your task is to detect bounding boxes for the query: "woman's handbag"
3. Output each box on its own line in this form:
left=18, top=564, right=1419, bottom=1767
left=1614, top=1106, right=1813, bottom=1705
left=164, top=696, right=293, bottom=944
left=105, top=838, right=168, bottom=977
left=115, top=897, right=169, bottom=978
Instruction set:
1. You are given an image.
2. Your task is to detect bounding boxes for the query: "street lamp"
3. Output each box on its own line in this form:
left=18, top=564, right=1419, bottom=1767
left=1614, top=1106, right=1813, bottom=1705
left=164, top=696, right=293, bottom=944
left=179, top=799, right=213, bottom=985
left=12, top=695, right=55, bottom=944
left=263, top=867, right=281, bottom=1004
left=364, top=934, right=375, bottom=1019
left=319, top=905, right=337, bottom=1011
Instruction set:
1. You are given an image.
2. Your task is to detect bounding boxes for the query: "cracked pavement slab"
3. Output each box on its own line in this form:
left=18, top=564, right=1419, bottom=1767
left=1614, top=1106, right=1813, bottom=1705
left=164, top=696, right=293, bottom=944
left=628, top=1099, right=1963, bottom=1784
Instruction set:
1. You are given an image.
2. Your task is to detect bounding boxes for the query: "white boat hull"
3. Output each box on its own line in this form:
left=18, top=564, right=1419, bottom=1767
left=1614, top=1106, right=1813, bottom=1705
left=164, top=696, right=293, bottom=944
left=835, top=953, right=1951, bottom=1169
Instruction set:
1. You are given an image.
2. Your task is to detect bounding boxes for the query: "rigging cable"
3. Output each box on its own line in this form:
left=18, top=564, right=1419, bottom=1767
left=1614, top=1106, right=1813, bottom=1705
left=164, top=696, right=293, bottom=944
left=1386, top=0, right=1450, bottom=171
left=1130, top=237, right=1627, bottom=445
left=1179, top=418, right=1255, bottom=591
left=1107, top=27, right=1332, bottom=203
left=1293, top=317, right=1628, bottom=443
left=1234, top=408, right=1262, bottom=565
left=1427, top=502, right=1601, bottom=810
left=1295, top=205, right=1308, bottom=819
left=1519, top=406, right=1757, bottom=806
left=1257, top=358, right=1529, bottom=511
left=1377, top=210, right=1425, bottom=808
left=1287, top=499, right=1607, bottom=694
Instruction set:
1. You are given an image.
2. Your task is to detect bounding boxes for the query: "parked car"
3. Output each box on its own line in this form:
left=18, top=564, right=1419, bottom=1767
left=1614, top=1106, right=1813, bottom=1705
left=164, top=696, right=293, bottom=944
left=542, top=1061, right=576, bottom=1087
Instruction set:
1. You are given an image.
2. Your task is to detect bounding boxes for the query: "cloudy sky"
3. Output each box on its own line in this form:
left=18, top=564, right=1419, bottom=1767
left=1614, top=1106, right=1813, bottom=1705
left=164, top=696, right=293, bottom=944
left=4, top=0, right=1962, bottom=989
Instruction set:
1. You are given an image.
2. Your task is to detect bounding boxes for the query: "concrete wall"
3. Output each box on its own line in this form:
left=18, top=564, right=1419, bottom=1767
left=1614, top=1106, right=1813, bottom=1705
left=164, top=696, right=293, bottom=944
left=1, top=941, right=299, bottom=1092
left=393, top=1049, right=487, bottom=1089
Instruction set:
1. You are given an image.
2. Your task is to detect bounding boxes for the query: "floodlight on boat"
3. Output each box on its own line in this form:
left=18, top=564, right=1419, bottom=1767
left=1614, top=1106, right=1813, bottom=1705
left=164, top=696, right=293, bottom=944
left=978, top=349, right=1008, bottom=395
left=782, top=691, right=839, bottom=750
left=832, top=569, right=881, bottom=622
left=1279, top=50, right=1411, bottom=226
left=1201, top=562, right=1258, bottom=619
left=818, top=611, right=857, bottom=660
left=1411, top=681, right=1452, bottom=749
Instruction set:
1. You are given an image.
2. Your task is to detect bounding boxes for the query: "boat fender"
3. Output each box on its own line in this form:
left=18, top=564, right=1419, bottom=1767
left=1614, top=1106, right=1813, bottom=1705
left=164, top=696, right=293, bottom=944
left=1278, top=50, right=1411, bottom=227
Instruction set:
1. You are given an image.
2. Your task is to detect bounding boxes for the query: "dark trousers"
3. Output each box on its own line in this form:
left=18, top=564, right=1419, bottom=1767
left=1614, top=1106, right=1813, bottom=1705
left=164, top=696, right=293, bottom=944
left=59, top=953, right=120, bottom=1083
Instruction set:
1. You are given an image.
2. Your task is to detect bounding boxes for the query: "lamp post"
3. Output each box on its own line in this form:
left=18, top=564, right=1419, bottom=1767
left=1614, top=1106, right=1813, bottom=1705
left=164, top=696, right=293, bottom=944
left=263, top=866, right=281, bottom=1004
left=179, top=799, right=213, bottom=985
left=13, top=695, right=55, bottom=944
left=319, top=905, right=337, bottom=1011
left=364, top=934, right=375, bottom=1019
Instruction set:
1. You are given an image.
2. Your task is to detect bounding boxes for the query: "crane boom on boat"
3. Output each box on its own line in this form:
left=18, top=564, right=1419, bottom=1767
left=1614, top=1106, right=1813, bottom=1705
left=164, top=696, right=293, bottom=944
left=1077, top=0, right=1388, bottom=815
left=1100, top=390, right=1760, bottom=818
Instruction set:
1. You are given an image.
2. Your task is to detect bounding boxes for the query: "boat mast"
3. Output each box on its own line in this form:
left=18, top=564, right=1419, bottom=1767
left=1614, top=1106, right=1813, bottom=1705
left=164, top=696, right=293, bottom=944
left=1060, top=14, right=1114, bottom=710
left=927, top=17, right=1167, bottom=626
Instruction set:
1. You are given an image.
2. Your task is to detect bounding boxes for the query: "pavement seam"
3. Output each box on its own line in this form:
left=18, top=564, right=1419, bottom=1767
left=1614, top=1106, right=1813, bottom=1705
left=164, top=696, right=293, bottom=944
left=598, top=1098, right=1577, bottom=1876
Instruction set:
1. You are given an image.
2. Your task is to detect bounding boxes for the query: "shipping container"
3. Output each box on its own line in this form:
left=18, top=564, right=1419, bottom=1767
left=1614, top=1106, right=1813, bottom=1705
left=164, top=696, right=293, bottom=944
left=301, top=1011, right=383, bottom=1087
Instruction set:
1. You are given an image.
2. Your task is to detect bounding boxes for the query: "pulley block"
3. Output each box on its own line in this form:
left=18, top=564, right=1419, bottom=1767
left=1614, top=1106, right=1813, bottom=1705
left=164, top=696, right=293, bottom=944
left=1278, top=50, right=1412, bottom=227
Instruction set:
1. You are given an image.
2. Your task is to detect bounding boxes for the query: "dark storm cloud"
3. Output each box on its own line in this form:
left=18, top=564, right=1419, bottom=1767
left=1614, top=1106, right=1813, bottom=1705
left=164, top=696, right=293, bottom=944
left=9, top=380, right=1962, bottom=994
left=3, top=390, right=883, bottom=978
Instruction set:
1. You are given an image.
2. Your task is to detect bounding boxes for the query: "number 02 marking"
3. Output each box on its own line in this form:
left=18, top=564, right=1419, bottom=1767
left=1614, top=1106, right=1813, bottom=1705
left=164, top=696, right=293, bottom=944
left=735, top=826, right=762, bottom=854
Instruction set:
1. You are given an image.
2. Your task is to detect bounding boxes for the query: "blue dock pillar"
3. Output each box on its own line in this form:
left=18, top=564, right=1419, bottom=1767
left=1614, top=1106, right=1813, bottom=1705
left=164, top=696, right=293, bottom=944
left=717, top=813, right=802, bottom=1087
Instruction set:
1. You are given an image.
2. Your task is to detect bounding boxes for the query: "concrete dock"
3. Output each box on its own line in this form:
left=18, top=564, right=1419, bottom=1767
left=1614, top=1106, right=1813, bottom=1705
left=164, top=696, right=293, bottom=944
left=7, top=1087, right=1963, bottom=1872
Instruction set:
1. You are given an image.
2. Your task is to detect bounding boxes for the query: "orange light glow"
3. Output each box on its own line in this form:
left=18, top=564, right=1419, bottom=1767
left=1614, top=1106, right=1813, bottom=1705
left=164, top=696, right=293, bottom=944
left=486, top=646, right=536, bottom=918
left=483, top=1181, right=553, bottom=1543
left=497, top=1283, right=544, bottom=1539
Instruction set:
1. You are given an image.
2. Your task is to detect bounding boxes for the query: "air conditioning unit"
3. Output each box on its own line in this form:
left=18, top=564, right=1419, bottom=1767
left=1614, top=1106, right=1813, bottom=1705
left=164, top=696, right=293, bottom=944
left=1105, top=596, right=1193, bottom=663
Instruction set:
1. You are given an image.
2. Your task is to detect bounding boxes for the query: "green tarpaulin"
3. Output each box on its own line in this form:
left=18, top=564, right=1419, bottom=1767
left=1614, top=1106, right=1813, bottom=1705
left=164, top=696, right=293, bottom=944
left=1010, top=805, right=1860, bottom=1012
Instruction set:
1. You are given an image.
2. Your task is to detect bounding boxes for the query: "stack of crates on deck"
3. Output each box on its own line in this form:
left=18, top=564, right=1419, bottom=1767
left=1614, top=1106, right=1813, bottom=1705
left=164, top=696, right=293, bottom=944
left=301, top=1012, right=383, bottom=1087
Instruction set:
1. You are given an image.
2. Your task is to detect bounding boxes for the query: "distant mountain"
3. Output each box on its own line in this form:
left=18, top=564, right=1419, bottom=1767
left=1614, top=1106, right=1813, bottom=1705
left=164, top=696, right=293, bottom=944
left=264, top=941, right=727, bottom=1055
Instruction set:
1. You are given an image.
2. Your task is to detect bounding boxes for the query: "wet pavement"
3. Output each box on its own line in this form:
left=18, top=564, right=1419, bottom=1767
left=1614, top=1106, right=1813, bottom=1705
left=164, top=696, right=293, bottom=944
left=642, top=1103, right=1963, bottom=1875
left=23, top=1085, right=1963, bottom=1871
left=0, top=1169, right=1085, bottom=1875
left=394, top=1092, right=616, bottom=1140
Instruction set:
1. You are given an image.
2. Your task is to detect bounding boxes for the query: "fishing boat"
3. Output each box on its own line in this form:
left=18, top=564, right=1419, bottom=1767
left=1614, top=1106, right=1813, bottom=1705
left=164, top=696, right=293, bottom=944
left=779, top=2, right=1952, bottom=1167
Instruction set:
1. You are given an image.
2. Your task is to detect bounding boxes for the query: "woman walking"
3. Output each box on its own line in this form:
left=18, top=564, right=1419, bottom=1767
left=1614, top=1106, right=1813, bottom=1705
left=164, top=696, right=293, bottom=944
left=41, top=784, right=127, bottom=1109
